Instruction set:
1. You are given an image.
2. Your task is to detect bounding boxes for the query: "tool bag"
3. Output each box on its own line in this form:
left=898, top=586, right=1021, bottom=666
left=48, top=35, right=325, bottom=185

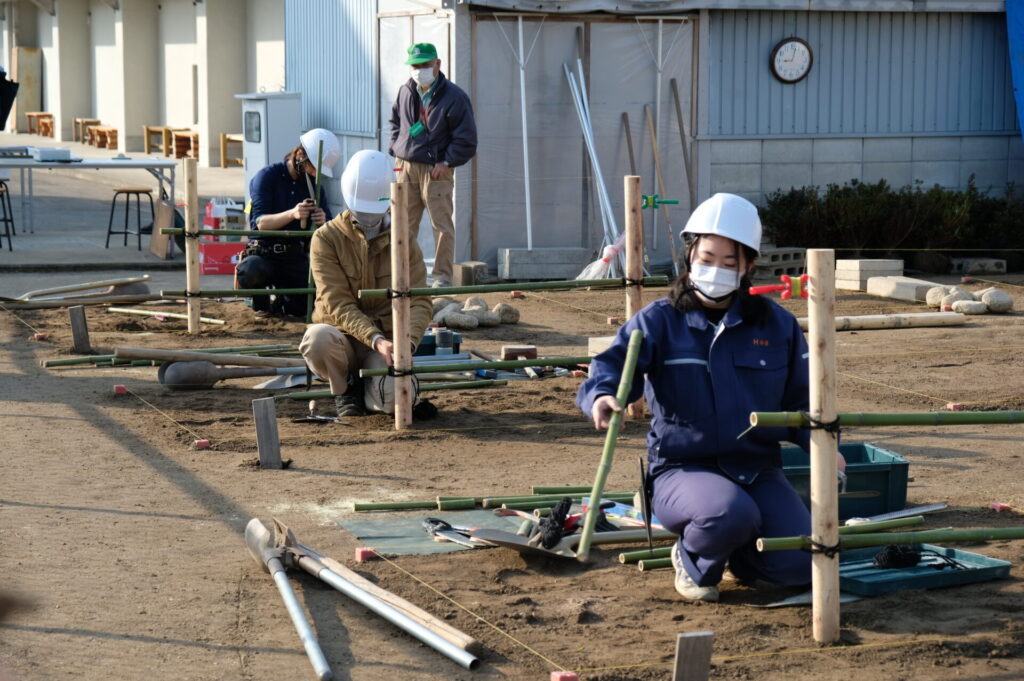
left=362, top=352, right=421, bottom=415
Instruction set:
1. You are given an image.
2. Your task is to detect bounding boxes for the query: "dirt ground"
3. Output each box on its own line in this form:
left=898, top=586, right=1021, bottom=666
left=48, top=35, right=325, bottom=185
left=3, top=277, right=1024, bottom=681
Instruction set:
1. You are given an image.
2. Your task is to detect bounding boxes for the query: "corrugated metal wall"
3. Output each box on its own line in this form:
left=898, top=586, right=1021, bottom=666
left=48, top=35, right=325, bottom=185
left=708, top=11, right=1018, bottom=137
left=285, top=0, right=376, bottom=135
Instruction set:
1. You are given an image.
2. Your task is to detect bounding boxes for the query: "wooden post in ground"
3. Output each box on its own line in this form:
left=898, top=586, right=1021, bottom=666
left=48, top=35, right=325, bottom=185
left=672, top=631, right=713, bottom=681
left=183, top=158, right=201, bottom=333
left=390, top=181, right=413, bottom=430
left=252, top=397, right=282, bottom=469
left=807, top=249, right=840, bottom=643
left=624, top=175, right=645, bottom=421
left=68, top=305, right=92, bottom=354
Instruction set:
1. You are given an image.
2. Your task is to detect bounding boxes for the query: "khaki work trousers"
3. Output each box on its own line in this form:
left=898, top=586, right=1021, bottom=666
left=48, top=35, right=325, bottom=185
left=397, top=159, right=454, bottom=282
left=299, top=324, right=401, bottom=414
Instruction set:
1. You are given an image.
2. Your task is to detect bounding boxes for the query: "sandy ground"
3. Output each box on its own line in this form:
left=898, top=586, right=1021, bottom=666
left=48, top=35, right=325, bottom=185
left=3, top=280, right=1024, bottom=681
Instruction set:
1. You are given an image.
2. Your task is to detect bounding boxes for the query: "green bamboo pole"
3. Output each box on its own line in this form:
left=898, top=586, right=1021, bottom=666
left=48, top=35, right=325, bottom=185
left=758, top=526, right=1024, bottom=552
left=161, top=228, right=313, bottom=238
left=161, top=288, right=313, bottom=297
left=638, top=557, right=672, bottom=571
left=360, top=356, right=591, bottom=378
left=306, top=140, right=324, bottom=324
left=750, top=410, right=1024, bottom=428
left=617, top=516, right=927, bottom=564
left=352, top=496, right=477, bottom=512
left=358, top=276, right=669, bottom=299
left=481, top=491, right=633, bottom=508
left=499, top=493, right=636, bottom=511
left=533, top=485, right=612, bottom=495
left=271, top=380, right=507, bottom=401
left=41, top=344, right=293, bottom=368
left=576, top=328, right=645, bottom=563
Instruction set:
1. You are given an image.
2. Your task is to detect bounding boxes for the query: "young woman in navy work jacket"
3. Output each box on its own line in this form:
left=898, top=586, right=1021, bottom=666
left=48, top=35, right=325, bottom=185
left=577, top=193, right=845, bottom=602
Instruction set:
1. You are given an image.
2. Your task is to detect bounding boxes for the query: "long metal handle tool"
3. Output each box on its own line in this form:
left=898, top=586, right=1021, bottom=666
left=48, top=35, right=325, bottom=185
left=267, top=556, right=333, bottom=681
left=576, top=328, right=645, bottom=562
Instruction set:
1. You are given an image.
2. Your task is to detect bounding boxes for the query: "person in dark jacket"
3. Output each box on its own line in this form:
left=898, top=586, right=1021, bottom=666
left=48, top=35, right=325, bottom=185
left=577, top=193, right=846, bottom=602
left=237, top=128, right=339, bottom=316
left=388, top=42, right=477, bottom=287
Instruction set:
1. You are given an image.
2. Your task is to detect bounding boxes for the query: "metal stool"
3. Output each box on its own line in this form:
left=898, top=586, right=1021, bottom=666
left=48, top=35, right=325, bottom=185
left=105, top=187, right=154, bottom=250
left=0, top=181, right=13, bottom=251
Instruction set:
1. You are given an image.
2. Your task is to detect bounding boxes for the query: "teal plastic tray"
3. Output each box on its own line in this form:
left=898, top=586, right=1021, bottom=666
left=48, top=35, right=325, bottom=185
left=782, top=443, right=909, bottom=520
left=838, top=543, right=1011, bottom=596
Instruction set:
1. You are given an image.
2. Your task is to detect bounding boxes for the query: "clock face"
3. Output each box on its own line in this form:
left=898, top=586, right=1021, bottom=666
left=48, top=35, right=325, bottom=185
left=770, top=38, right=812, bottom=83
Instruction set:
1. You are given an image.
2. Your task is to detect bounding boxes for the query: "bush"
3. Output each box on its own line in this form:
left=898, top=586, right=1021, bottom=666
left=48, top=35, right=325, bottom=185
left=761, top=178, right=1024, bottom=269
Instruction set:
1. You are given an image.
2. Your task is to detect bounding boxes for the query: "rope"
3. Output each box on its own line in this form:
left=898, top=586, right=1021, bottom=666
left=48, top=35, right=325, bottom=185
left=804, top=537, right=842, bottom=558
left=530, top=293, right=613, bottom=321
left=0, top=301, right=44, bottom=334
left=123, top=386, right=206, bottom=442
left=386, top=288, right=412, bottom=299
left=800, top=411, right=842, bottom=435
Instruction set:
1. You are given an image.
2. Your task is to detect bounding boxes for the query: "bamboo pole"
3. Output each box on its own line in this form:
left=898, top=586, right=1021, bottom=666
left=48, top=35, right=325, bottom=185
left=807, top=249, right=839, bottom=644
left=162, top=228, right=312, bottom=238
left=624, top=175, right=646, bottom=421
left=482, top=491, right=634, bottom=507
left=1, top=294, right=176, bottom=310
left=750, top=411, right=1024, bottom=428
left=106, top=307, right=225, bottom=325
left=618, top=516, right=926, bottom=564
left=796, top=312, right=966, bottom=332
left=306, top=141, right=323, bottom=324
left=41, top=344, right=292, bottom=368
left=390, top=181, right=413, bottom=430
left=115, top=347, right=306, bottom=368
left=758, top=526, right=1024, bottom=552
left=161, top=288, right=313, bottom=297
left=360, top=355, right=591, bottom=378
left=576, top=328, right=645, bottom=563
left=357, top=276, right=670, bottom=299
left=271, top=380, right=508, bottom=401
left=183, top=158, right=200, bottom=334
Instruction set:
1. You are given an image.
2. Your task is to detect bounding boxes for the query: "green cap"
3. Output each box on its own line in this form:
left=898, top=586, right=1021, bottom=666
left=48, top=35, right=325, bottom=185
left=405, top=43, right=438, bottom=65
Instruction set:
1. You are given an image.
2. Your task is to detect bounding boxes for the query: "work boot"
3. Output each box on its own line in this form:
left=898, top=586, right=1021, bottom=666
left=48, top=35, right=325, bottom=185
left=334, top=392, right=365, bottom=418
left=671, top=541, right=719, bottom=602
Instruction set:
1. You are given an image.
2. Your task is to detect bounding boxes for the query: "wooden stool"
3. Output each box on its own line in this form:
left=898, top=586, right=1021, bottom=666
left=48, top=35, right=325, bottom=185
left=143, top=125, right=164, bottom=155
left=38, top=116, right=54, bottom=137
left=74, top=117, right=101, bottom=142
left=219, top=133, right=243, bottom=168
left=105, top=187, right=154, bottom=250
left=93, top=126, right=118, bottom=150
left=173, top=130, right=198, bottom=159
left=25, top=112, right=52, bottom=135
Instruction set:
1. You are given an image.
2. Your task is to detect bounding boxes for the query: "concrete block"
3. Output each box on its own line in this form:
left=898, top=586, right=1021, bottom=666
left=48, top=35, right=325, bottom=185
left=763, top=163, right=813, bottom=194
left=835, top=279, right=864, bottom=291
left=811, top=162, right=862, bottom=187
left=912, top=137, right=960, bottom=162
left=762, top=139, right=813, bottom=164
left=497, top=247, right=592, bottom=280
left=588, top=335, right=615, bottom=356
left=863, top=138, right=912, bottom=163
left=710, top=164, right=762, bottom=194
left=959, top=160, right=1008, bottom=192
left=911, top=161, right=959, bottom=189
left=757, top=248, right=805, bottom=267
left=863, top=161, right=912, bottom=188
left=835, top=259, right=903, bottom=276
left=813, top=138, right=863, bottom=164
left=710, top=139, right=762, bottom=164
left=866, top=275, right=945, bottom=302
left=960, top=136, right=1009, bottom=161
left=950, top=257, right=1006, bottom=275
left=453, top=261, right=489, bottom=286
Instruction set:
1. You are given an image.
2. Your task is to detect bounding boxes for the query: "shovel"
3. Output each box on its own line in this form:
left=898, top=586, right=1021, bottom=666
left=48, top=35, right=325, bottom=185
left=244, top=518, right=333, bottom=681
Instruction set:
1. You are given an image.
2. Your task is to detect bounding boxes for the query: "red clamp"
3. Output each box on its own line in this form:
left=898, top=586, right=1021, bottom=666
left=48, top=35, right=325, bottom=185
left=748, top=274, right=809, bottom=299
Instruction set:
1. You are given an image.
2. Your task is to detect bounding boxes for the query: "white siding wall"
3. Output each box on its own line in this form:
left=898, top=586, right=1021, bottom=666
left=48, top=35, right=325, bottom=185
left=158, top=0, right=197, bottom=128
left=89, top=0, right=120, bottom=126
left=246, top=0, right=284, bottom=93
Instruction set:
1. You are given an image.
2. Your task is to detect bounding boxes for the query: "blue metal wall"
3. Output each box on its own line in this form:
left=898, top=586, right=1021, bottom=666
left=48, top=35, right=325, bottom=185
left=708, top=11, right=1018, bottom=138
left=285, top=0, right=376, bottom=135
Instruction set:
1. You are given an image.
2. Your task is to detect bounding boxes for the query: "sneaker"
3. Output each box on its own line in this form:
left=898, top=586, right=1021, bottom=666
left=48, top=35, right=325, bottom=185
left=670, top=541, right=719, bottom=602
left=334, top=392, right=365, bottom=418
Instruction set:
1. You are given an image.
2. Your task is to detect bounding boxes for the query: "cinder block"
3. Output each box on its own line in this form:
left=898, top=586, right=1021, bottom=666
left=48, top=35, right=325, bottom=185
left=453, top=261, right=489, bottom=286
left=588, top=335, right=615, bottom=356
left=835, top=259, right=903, bottom=277
left=757, top=248, right=805, bottom=266
left=950, top=257, right=1006, bottom=275
left=835, top=279, right=865, bottom=291
left=866, top=276, right=945, bottom=302
left=497, top=247, right=592, bottom=281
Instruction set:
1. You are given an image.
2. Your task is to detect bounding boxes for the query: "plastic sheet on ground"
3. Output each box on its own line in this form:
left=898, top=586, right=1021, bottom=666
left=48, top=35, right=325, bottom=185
left=336, top=509, right=524, bottom=556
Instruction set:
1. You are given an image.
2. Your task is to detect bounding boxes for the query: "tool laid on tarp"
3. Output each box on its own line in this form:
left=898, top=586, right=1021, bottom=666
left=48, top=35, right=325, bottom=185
left=244, top=518, right=480, bottom=676
left=471, top=525, right=677, bottom=561
left=421, top=517, right=487, bottom=548
left=292, top=400, right=351, bottom=425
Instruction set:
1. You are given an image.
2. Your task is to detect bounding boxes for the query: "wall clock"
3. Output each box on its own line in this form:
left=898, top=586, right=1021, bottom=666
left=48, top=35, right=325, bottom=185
left=770, top=38, right=813, bottom=84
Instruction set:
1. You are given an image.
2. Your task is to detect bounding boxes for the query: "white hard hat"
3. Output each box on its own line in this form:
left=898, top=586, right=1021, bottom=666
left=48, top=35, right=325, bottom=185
left=681, top=193, right=762, bottom=254
left=299, top=128, right=342, bottom=178
left=341, top=150, right=394, bottom=214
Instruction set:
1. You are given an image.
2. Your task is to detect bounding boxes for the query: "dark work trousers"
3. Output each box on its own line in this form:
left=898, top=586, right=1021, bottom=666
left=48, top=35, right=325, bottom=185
left=651, top=465, right=811, bottom=587
left=235, top=251, right=311, bottom=317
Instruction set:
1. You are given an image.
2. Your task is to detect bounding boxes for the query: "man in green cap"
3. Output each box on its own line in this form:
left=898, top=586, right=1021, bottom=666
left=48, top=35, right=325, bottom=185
left=389, top=42, right=477, bottom=288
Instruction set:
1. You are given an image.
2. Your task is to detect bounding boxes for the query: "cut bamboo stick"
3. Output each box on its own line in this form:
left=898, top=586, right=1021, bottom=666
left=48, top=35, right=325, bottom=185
left=759, top=526, right=1024, bottom=552
left=42, top=344, right=293, bottom=368
left=360, top=356, right=591, bottom=378
left=357, top=276, right=670, bottom=299
left=796, top=312, right=966, bottom=332
left=391, top=182, right=413, bottom=430
left=624, top=175, right=645, bottom=421
left=751, top=411, right=1024, bottom=428
left=107, top=307, right=225, bottom=325
left=114, top=347, right=306, bottom=368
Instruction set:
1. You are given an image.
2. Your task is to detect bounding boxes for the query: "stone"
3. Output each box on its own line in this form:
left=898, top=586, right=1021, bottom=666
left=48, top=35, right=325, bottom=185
left=925, top=286, right=952, bottom=308
left=433, top=302, right=462, bottom=324
left=463, top=296, right=488, bottom=310
left=941, top=289, right=974, bottom=310
left=981, top=288, right=1014, bottom=313
left=951, top=300, right=988, bottom=315
left=432, top=296, right=456, bottom=315
left=492, top=303, right=520, bottom=324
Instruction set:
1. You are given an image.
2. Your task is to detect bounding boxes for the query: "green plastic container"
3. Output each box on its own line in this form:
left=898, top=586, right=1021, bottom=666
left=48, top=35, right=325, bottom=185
left=839, top=544, right=1011, bottom=596
left=781, top=443, right=909, bottom=521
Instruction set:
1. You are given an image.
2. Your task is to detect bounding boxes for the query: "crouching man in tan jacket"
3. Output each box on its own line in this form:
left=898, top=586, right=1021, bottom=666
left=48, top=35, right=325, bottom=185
left=300, top=149, right=433, bottom=417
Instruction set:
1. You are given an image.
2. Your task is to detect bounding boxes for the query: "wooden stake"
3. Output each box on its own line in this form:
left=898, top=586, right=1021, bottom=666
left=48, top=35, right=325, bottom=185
left=390, top=181, right=413, bottom=430
left=807, top=249, right=839, bottom=643
left=672, top=632, right=713, bottom=681
left=183, top=158, right=201, bottom=334
left=252, top=397, right=282, bottom=470
left=624, top=175, right=645, bottom=421
left=68, top=305, right=92, bottom=354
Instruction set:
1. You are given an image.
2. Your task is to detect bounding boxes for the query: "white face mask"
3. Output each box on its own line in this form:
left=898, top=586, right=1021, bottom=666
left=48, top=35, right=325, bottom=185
left=412, top=67, right=436, bottom=88
left=689, top=263, right=741, bottom=300
left=352, top=211, right=384, bottom=229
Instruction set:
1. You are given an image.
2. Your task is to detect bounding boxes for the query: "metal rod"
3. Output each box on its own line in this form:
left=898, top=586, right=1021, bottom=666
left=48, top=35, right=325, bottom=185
left=358, top=276, right=668, bottom=299
left=750, top=411, right=1024, bottom=428
left=576, top=328, right=645, bottom=562
left=41, top=344, right=293, bottom=368
left=758, top=526, right=1024, bottom=552
left=360, top=355, right=591, bottom=377
left=268, top=558, right=333, bottom=681
left=301, top=558, right=479, bottom=670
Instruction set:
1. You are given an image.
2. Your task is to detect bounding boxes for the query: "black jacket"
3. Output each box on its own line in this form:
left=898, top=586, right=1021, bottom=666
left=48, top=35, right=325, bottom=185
left=388, top=73, right=477, bottom=167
